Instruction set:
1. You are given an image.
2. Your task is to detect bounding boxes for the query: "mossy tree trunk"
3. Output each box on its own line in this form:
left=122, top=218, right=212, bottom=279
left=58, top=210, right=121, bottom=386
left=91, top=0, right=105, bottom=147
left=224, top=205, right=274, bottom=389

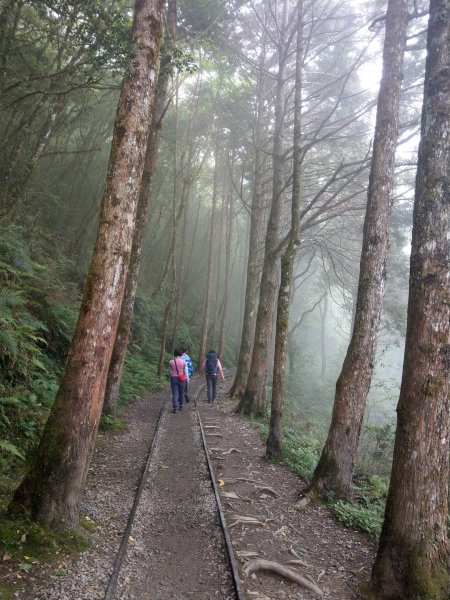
left=103, top=0, right=177, bottom=416
left=266, top=0, right=303, bottom=459
left=371, top=1, right=450, bottom=597
left=8, top=0, right=165, bottom=528
left=237, top=0, right=289, bottom=417
left=307, top=0, right=409, bottom=499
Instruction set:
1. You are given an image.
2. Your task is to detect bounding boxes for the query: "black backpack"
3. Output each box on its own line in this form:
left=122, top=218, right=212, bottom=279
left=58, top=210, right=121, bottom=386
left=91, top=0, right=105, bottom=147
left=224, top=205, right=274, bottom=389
left=205, top=352, right=218, bottom=374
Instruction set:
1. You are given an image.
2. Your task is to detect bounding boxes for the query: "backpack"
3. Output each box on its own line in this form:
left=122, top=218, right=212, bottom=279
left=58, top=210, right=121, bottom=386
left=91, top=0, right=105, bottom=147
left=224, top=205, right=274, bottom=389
left=205, top=352, right=218, bottom=374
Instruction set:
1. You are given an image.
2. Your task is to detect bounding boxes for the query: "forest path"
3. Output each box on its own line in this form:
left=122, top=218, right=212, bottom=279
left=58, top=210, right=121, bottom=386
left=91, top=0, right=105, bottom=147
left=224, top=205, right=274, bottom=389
left=9, top=377, right=376, bottom=600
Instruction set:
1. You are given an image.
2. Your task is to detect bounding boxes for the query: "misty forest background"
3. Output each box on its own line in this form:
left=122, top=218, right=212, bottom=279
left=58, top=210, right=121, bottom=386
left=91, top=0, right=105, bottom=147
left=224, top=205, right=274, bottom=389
left=0, top=0, right=428, bottom=536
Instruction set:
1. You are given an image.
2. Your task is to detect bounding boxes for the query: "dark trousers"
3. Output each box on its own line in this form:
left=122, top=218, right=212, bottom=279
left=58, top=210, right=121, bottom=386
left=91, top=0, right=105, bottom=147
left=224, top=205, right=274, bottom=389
left=206, top=373, right=218, bottom=403
left=171, top=376, right=186, bottom=409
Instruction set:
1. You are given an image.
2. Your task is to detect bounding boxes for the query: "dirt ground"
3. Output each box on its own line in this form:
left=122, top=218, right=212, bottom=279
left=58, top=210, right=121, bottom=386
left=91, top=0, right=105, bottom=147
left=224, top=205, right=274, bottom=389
left=0, top=376, right=376, bottom=599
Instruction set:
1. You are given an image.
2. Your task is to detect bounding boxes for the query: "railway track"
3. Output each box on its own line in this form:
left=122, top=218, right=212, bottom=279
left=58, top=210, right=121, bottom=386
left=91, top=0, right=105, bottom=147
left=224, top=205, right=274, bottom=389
left=103, top=375, right=244, bottom=600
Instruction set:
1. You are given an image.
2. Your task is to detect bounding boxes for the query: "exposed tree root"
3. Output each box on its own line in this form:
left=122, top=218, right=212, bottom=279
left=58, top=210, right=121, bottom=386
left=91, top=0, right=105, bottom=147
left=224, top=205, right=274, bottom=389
left=294, top=495, right=309, bottom=509
left=243, top=559, right=324, bottom=597
left=229, top=515, right=265, bottom=528
left=247, top=592, right=271, bottom=600
left=237, top=550, right=260, bottom=559
left=254, top=486, right=280, bottom=498
left=224, top=477, right=257, bottom=485
left=287, top=559, right=311, bottom=568
left=222, top=491, right=240, bottom=499
left=222, top=448, right=243, bottom=455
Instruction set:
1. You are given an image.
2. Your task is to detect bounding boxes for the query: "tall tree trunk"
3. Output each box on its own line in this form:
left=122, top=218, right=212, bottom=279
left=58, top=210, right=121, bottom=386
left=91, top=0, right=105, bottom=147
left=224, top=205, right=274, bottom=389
left=7, top=95, right=66, bottom=216
left=210, top=193, right=224, bottom=347
left=8, top=0, right=164, bottom=528
left=237, top=0, right=288, bottom=416
left=197, top=134, right=220, bottom=369
left=218, top=174, right=233, bottom=361
left=371, top=2, right=450, bottom=597
left=0, top=103, right=40, bottom=212
left=170, top=181, right=189, bottom=350
left=229, top=41, right=267, bottom=399
left=157, top=270, right=176, bottom=375
left=266, top=0, right=303, bottom=459
left=103, top=0, right=177, bottom=416
left=0, top=0, right=23, bottom=90
left=307, top=0, right=409, bottom=499
left=320, top=293, right=328, bottom=379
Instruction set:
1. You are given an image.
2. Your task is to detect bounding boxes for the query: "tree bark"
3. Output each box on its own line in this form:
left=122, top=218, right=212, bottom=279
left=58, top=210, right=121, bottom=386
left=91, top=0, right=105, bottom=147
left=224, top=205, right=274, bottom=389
left=266, top=0, right=303, bottom=459
left=237, top=0, right=288, bottom=416
left=103, top=0, right=177, bottom=416
left=8, top=0, right=164, bottom=528
left=307, top=0, right=409, bottom=499
left=371, top=1, right=450, bottom=597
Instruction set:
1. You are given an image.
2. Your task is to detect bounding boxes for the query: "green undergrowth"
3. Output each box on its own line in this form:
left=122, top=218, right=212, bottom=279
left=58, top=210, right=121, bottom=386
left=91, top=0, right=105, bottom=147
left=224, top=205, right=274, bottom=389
left=119, top=352, right=164, bottom=403
left=328, top=475, right=388, bottom=537
left=0, top=222, right=172, bottom=516
left=251, top=395, right=389, bottom=538
left=99, top=414, right=127, bottom=433
left=0, top=517, right=89, bottom=568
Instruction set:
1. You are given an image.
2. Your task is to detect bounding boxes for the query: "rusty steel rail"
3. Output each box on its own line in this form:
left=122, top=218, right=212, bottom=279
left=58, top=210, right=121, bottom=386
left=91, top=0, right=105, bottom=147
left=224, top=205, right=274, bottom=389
left=104, top=375, right=244, bottom=600
left=103, top=394, right=167, bottom=600
left=194, top=381, right=246, bottom=600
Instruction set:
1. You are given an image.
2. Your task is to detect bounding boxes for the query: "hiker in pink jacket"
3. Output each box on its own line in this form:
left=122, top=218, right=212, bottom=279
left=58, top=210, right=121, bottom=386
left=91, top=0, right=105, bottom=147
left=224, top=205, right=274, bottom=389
left=169, top=348, right=187, bottom=413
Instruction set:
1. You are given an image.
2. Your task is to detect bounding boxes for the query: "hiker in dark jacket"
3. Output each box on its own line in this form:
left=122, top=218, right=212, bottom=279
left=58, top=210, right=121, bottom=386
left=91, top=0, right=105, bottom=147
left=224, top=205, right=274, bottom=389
left=202, top=350, right=224, bottom=404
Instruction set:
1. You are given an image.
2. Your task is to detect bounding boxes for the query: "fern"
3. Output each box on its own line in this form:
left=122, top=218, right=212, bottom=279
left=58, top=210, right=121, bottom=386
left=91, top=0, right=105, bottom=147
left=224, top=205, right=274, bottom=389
left=0, top=288, right=23, bottom=309
left=0, top=322, right=19, bottom=359
left=0, top=439, right=25, bottom=460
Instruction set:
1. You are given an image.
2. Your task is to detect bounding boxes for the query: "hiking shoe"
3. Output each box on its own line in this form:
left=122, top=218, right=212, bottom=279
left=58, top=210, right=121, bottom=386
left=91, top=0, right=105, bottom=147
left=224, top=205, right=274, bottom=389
left=172, top=408, right=177, bottom=413
left=185, top=396, right=190, bottom=403
left=179, top=405, right=183, bottom=410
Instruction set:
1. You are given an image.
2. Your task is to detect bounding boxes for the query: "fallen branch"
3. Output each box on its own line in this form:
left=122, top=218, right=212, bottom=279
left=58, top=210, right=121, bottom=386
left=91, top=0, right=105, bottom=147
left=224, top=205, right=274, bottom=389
left=204, top=425, right=220, bottom=429
left=222, top=448, right=243, bottom=455
left=243, top=559, right=323, bottom=597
